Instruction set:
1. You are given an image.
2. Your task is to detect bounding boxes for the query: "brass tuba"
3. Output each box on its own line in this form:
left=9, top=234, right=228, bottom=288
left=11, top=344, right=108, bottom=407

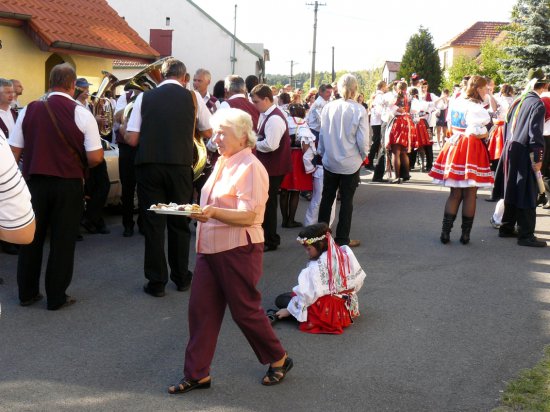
left=119, top=57, right=207, bottom=181
left=93, top=70, right=118, bottom=138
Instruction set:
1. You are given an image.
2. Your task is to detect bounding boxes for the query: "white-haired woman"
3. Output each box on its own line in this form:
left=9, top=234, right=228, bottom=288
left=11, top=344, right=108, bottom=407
left=168, top=108, right=292, bottom=395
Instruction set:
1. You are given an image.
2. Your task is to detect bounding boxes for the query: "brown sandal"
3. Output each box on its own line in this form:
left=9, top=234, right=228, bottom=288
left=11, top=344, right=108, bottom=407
left=168, top=378, right=211, bottom=394
left=262, top=357, right=293, bottom=386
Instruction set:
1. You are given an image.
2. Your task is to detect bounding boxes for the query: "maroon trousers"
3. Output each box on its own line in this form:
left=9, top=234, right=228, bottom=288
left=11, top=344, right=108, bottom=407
left=183, top=241, right=286, bottom=380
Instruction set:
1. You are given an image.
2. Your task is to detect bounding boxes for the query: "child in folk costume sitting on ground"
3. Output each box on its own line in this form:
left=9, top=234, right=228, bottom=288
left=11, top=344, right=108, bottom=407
left=272, top=223, right=366, bottom=334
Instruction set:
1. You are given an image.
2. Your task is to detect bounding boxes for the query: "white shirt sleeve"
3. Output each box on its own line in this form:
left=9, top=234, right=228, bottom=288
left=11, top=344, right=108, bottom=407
left=8, top=107, right=26, bottom=148
left=194, top=91, right=212, bottom=131
left=356, top=105, right=370, bottom=159
left=0, top=131, right=34, bottom=230
left=219, top=100, right=230, bottom=110
left=255, top=115, right=287, bottom=153
left=287, top=265, right=320, bottom=322
left=115, top=93, right=128, bottom=113
left=126, top=93, right=144, bottom=132
left=74, top=105, right=102, bottom=151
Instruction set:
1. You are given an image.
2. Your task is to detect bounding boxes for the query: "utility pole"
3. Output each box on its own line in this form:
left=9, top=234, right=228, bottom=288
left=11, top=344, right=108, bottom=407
left=306, top=1, right=326, bottom=89
left=331, top=46, right=335, bottom=82
left=289, top=60, right=298, bottom=88
left=231, top=4, right=237, bottom=74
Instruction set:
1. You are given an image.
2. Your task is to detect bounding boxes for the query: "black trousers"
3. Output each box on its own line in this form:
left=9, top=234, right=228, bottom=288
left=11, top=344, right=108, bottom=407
left=500, top=203, right=536, bottom=240
left=542, top=135, right=550, bottom=199
left=425, top=145, right=434, bottom=171
left=17, top=176, right=83, bottom=308
left=368, top=125, right=382, bottom=165
left=263, top=175, right=284, bottom=248
left=118, top=143, right=138, bottom=229
left=136, top=164, right=193, bottom=291
left=83, top=160, right=110, bottom=228
left=318, top=167, right=361, bottom=246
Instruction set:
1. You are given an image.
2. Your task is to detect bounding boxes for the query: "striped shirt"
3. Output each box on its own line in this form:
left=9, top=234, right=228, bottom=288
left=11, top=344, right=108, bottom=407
left=0, top=130, right=34, bottom=230
left=196, top=147, right=268, bottom=254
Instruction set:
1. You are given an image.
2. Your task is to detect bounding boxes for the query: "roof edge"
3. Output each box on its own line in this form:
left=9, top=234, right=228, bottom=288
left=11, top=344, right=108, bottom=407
left=185, top=0, right=263, bottom=60
left=51, top=41, right=158, bottom=61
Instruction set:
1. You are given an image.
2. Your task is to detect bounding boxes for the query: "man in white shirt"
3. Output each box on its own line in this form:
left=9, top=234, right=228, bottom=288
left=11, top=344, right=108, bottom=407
left=367, top=80, right=387, bottom=170
left=9, top=79, right=23, bottom=110
left=10, top=63, right=103, bottom=310
left=318, top=74, right=370, bottom=248
left=193, top=68, right=220, bottom=114
left=306, top=83, right=332, bottom=139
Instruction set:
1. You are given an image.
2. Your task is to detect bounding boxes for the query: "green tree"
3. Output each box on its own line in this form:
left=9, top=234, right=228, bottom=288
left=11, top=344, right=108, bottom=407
left=501, top=0, right=550, bottom=87
left=397, top=27, right=443, bottom=93
left=478, top=40, right=508, bottom=85
left=443, top=55, right=480, bottom=91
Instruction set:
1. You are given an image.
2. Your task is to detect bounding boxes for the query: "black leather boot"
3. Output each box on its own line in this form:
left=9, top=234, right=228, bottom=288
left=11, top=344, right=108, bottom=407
left=440, top=213, right=456, bottom=244
left=460, top=216, right=474, bottom=245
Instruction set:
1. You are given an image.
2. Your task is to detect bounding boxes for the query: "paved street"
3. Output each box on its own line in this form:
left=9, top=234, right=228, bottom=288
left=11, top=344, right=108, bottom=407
left=1, top=170, right=549, bottom=412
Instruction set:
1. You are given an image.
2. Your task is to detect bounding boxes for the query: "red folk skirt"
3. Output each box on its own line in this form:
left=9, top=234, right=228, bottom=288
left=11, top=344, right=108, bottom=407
left=281, top=148, right=313, bottom=191
left=299, top=295, right=353, bottom=335
left=387, top=115, right=416, bottom=151
left=413, top=119, right=433, bottom=148
left=428, top=130, right=494, bottom=187
left=487, top=120, right=505, bottom=161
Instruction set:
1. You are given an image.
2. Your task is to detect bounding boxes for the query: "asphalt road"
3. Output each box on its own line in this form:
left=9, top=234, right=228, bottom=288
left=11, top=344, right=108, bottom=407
left=1, top=169, right=549, bottom=412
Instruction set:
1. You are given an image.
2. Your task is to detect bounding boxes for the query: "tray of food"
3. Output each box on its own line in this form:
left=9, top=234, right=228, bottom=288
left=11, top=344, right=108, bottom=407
left=148, top=203, right=202, bottom=216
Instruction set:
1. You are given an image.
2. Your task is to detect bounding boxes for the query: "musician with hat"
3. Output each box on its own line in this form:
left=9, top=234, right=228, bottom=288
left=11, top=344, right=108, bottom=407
left=497, top=68, right=548, bottom=247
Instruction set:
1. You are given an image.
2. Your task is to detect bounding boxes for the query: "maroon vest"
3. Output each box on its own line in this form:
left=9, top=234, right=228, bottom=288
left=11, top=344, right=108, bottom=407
left=256, top=107, right=292, bottom=176
left=0, top=108, right=17, bottom=138
left=227, top=97, right=260, bottom=131
left=22, top=95, right=86, bottom=179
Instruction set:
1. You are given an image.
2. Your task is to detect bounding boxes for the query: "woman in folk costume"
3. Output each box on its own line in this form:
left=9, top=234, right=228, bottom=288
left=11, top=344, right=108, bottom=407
left=487, top=84, right=515, bottom=171
left=385, top=81, right=417, bottom=183
left=272, top=223, right=366, bottom=335
left=280, top=104, right=314, bottom=228
left=429, top=76, right=494, bottom=244
left=410, top=85, right=435, bottom=172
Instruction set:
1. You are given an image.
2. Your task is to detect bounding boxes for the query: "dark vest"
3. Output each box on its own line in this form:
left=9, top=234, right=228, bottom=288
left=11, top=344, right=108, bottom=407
left=135, top=84, right=195, bottom=166
left=256, top=107, right=292, bottom=176
left=22, top=95, right=86, bottom=179
left=227, top=97, right=260, bottom=131
left=0, top=108, right=17, bottom=138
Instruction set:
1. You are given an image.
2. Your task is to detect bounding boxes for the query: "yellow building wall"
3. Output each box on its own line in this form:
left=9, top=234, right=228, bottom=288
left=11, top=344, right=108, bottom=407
left=0, top=25, right=113, bottom=106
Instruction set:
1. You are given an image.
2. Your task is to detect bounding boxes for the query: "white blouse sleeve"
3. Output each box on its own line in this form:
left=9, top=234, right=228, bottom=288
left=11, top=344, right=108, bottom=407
left=465, top=102, right=491, bottom=136
left=287, top=263, right=322, bottom=322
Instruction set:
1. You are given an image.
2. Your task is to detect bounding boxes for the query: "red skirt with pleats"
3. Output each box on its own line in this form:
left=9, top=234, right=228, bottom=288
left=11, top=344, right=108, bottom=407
left=414, top=119, right=433, bottom=148
left=487, top=120, right=505, bottom=161
left=281, top=149, right=313, bottom=191
left=299, top=295, right=352, bottom=335
left=387, top=115, right=416, bottom=150
left=429, top=134, right=494, bottom=186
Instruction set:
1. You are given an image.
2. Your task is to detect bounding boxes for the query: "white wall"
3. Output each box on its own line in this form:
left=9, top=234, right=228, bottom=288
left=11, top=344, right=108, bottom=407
left=107, top=0, right=263, bottom=92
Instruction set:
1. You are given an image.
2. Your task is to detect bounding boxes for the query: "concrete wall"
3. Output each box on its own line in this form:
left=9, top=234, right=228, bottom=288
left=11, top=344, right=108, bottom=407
left=107, top=0, right=262, bottom=92
left=0, top=25, right=112, bottom=105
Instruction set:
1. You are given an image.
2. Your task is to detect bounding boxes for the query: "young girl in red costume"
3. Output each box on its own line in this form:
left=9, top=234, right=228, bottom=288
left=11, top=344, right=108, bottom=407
left=272, top=222, right=366, bottom=334
left=429, top=76, right=493, bottom=244
left=386, top=81, right=417, bottom=183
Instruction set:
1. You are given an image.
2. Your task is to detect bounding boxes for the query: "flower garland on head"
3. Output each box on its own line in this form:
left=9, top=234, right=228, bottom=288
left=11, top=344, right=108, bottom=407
left=297, top=231, right=351, bottom=294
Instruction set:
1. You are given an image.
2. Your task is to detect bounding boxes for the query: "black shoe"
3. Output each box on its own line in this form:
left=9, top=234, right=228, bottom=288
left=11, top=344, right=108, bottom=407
left=172, top=272, right=193, bottom=292
left=47, top=296, right=76, bottom=310
left=390, top=178, right=402, bottom=184
left=517, top=237, right=547, bottom=247
left=96, top=225, right=110, bottom=235
left=143, top=284, right=165, bottom=297
left=284, top=221, right=303, bottom=228
left=498, top=230, right=518, bottom=238
left=76, top=234, right=84, bottom=242
left=372, top=178, right=388, bottom=183
left=1, top=242, right=20, bottom=255
left=20, top=293, right=44, bottom=307
left=485, top=198, right=498, bottom=202
left=168, top=378, right=211, bottom=395
left=80, top=218, right=97, bottom=234
left=123, top=227, right=134, bottom=237
left=264, top=244, right=278, bottom=252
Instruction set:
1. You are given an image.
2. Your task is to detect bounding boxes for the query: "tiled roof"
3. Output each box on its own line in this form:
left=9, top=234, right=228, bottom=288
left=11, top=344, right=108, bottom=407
left=385, top=61, right=401, bottom=72
left=441, top=21, right=508, bottom=48
left=0, top=0, right=159, bottom=61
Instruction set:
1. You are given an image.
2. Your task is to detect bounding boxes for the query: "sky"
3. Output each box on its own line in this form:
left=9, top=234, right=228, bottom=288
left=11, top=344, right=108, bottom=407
left=192, top=0, right=517, bottom=75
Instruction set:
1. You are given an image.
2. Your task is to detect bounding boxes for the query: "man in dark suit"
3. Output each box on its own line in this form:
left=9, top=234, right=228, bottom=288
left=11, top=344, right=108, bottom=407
left=125, top=58, right=212, bottom=296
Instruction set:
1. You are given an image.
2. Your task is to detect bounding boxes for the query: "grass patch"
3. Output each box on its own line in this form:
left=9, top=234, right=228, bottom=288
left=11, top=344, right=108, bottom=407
left=495, top=346, right=550, bottom=411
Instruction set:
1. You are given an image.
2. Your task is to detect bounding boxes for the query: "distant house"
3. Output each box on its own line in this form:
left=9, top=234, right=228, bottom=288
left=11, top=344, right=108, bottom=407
left=382, top=61, right=401, bottom=84
left=107, top=0, right=268, bottom=89
left=0, top=0, right=158, bottom=105
left=438, top=21, right=508, bottom=71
